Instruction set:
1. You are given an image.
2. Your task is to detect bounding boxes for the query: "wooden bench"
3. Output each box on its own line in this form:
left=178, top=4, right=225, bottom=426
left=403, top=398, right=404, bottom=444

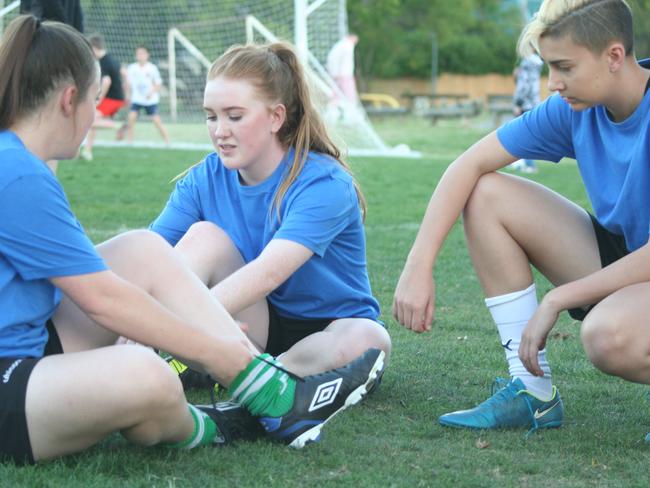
left=487, top=94, right=514, bottom=127
left=402, top=93, right=482, bottom=124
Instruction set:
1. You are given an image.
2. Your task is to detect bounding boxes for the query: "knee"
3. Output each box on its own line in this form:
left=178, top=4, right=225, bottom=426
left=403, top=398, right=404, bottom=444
left=345, top=321, right=392, bottom=362
left=371, top=325, right=392, bottom=359
left=581, top=312, right=628, bottom=375
left=124, top=347, right=185, bottom=412
left=178, top=221, right=233, bottom=252
left=462, top=172, right=504, bottom=225
left=107, top=229, right=172, bottom=261
left=183, top=221, right=227, bottom=243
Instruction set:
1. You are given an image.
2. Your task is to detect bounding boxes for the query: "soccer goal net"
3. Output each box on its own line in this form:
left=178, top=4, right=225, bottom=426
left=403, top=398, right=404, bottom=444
left=1, top=0, right=418, bottom=158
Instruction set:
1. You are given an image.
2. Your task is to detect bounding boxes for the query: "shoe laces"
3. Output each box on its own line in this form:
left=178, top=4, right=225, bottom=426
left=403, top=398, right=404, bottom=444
left=486, top=377, right=518, bottom=404
left=489, top=377, right=540, bottom=438
left=257, top=354, right=304, bottom=382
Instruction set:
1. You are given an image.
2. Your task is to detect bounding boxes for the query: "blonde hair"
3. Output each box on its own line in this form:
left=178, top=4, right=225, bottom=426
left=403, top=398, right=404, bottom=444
left=518, top=0, right=633, bottom=57
left=207, top=42, right=367, bottom=221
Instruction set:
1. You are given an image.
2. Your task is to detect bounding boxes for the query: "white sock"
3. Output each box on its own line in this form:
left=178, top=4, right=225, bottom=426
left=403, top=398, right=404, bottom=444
left=485, top=283, right=553, bottom=401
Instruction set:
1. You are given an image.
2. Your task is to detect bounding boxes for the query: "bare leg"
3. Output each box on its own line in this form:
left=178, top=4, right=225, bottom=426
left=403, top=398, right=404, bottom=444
left=52, top=230, right=257, bottom=380
left=463, top=171, right=602, bottom=295
left=175, top=222, right=391, bottom=375
left=151, top=114, right=170, bottom=144
left=581, top=282, right=650, bottom=383
left=126, top=111, right=138, bottom=142
left=461, top=172, right=603, bottom=396
left=93, top=118, right=118, bottom=129
left=26, top=345, right=194, bottom=461
left=83, top=127, right=96, bottom=159
left=175, top=222, right=269, bottom=350
left=278, top=318, right=391, bottom=377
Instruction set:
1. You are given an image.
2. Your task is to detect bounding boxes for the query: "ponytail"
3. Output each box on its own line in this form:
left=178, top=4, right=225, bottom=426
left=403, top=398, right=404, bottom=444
left=208, top=42, right=367, bottom=221
left=0, top=15, right=96, bottom=130
left=0, top=15, right=39, bottom=129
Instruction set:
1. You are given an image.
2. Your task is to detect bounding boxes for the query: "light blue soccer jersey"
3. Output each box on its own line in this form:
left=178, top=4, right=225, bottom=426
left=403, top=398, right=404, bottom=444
left=0, top=131, right=107, bottom=358
left=151, top=149, right=380, bottom=320
left=497, top=62, right=650, bottom=252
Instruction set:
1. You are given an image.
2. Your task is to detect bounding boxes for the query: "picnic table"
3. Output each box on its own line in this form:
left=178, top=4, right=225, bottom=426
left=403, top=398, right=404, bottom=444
left=487, top=93, right=515, bottom=127
left=402, top=93, right=482, bottom=124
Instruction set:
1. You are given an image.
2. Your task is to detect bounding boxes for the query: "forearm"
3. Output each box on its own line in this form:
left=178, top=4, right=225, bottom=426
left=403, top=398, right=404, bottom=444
left=88, top=279, right=224, bottom=370
left=212, top=260, right=277, bottom=315
left=211, top=239, right=312, bottom=315
left=406, top=161, right=479, bottom=270
left=54, top=269, right=254, bottom=386
left=545, top=244, right=650, bottom=311
left=405, top=132, right=510, bottom=271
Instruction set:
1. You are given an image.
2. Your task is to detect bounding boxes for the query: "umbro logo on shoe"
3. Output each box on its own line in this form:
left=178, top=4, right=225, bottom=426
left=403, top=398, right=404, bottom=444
left=308, top=378, right=343, bottom=412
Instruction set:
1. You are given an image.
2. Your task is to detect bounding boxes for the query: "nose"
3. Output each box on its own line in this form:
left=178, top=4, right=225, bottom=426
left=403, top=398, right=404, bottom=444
left=213, top=119, right=230, bottom=139
left=547, top=68, right=564, bottom=92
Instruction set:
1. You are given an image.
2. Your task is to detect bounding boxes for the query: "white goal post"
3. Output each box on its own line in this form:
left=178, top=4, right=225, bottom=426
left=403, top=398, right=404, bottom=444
left=165, top=0, right=418, bottom=158
left=1, top=0, right=419, bottom=158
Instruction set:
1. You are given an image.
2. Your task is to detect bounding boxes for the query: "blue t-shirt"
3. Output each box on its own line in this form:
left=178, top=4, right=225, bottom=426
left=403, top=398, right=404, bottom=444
left=0, top=131, right=107, bottom=358
left=497, top=66, right=650, bottom=252
left=151, top=150, right=380, bottom=320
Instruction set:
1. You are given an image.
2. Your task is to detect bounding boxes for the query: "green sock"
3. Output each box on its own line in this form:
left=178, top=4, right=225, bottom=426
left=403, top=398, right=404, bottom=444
left=229, top=354, right=296, bottom=417
left=165, top=404, right=219, bottom=449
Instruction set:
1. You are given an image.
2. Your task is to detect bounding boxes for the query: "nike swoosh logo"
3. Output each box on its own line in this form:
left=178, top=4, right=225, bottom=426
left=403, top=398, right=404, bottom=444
left=534, top=401, right=560, bottom=419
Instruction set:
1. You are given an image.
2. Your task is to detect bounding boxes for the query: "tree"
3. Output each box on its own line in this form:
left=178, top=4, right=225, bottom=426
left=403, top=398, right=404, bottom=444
left=629, top=0, right=650, bottom=58
left=348, top=0, right=523, bottom=78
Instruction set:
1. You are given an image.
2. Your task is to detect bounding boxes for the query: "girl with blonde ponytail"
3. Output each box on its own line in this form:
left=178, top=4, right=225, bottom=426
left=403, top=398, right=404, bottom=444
left=394, top=0, right=650, bottom=440
left=152, top=42, right=390, bottom=380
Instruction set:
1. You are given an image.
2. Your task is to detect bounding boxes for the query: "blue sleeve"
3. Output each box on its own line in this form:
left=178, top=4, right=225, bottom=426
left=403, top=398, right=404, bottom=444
left=274, top=176, right=357, bottom=257
left=150, top=171, right=203, bottom=246
left=0, top=175, right=106, bottom=280
left=497, top=93, right=575, bottom=162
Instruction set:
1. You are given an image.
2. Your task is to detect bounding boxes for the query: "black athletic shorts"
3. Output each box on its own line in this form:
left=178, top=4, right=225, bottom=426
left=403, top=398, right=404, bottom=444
left=0, top=320, right=63, bottom=465
left=567, top=214, right=629, bottom=321
left=265, top=304, right=334, bottom=357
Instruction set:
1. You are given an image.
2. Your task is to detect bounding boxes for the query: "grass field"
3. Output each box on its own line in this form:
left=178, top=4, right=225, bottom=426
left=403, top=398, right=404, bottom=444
left=3, top=116, right=649, bottom=487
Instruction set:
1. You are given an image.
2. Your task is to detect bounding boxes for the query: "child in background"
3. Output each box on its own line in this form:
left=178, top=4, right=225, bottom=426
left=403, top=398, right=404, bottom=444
left=120, top=46, right=170, bottom=144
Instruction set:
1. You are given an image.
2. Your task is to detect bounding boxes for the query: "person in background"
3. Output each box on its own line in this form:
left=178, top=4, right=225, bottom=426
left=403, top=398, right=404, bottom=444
left=81, top=33, right=126, bottom=161
left=119, top=46, right=170, bottom=145
left=326, top=33, right=360, bottom=103
left=509, top=53, right=544, bottom=173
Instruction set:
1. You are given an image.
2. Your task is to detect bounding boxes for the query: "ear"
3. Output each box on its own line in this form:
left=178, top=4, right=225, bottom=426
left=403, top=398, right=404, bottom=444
left=59, top=85, right=78, bottom=117
left=269, top=103, right=286, bottom=134
left=606, top=41, right=626, bottom=73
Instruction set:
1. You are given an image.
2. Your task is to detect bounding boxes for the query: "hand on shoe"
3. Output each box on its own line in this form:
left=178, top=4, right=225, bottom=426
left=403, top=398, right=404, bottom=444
left=519, top=296, right=560, bottom=376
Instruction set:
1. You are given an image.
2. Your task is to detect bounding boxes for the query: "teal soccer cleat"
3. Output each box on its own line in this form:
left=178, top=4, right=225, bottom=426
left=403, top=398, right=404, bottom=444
left=438, top=377, right=563, bottom=435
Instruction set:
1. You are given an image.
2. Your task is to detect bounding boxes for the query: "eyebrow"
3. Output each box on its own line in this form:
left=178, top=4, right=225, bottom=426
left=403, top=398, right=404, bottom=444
left=203, top=106, right=246, bottom=112
left=545, top=59, right=572, bottom=66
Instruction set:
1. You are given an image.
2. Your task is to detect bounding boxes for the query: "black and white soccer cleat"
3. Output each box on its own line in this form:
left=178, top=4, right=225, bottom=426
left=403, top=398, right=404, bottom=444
left=258, top=348, right=385, bottom=448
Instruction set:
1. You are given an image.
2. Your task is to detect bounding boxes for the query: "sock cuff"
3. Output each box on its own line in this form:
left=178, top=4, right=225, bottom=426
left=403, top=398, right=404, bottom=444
left=485, top=283, right=536, bottom=308
left=164, top=404, right=203, bottom=450
left=229, top=353, right=273, bottom=401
